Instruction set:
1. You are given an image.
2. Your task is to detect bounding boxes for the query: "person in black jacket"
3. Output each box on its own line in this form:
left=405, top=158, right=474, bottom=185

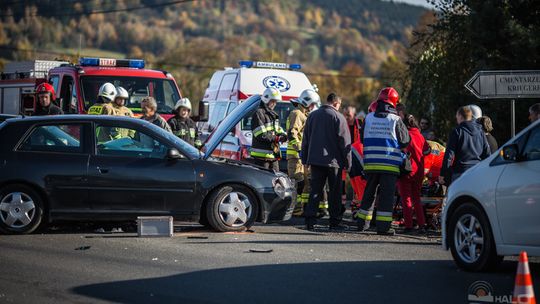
left=34, top=83, right=63, bottom=116
left=301, top=93, right=351, bottom=231
left=168, top=98, right=202, bottom=148
left=250, top=87, right=287, bottom=171
left=477, top=116, right=498, bottom=154
left=439, top=106, right=490, bottom=185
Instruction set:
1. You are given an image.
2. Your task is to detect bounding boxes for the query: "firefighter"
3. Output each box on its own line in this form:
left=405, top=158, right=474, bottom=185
left=34, top=83, right=63, bottom=115
left=141, top=96, right=172, bottom=132
left=250, top=87, right=287, bottom=171
left=167, top=97, right=202, bottom=148
left=88, top=83, right=117, bottom=116
left=286, top=89, right=320, bottom=216
left=113, top=86, right=134, bottom=117
left=356, top=87, right=410, bottom=235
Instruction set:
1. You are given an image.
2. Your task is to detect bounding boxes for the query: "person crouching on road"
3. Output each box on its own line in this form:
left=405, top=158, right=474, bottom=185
left=113, top=86, right=134, bottom=117
left=34, top=82, right=63, bottom=115
left=286, top=89, right=321, bottom=216
left=301, top=93, right=351, bottom=231
left=397, top=114, right=430, bottom=234
left=168, top=98, right=202, bottom=148
left=88, top=82, right=117, bottom=116
left=141, top=96, right=172, bottom=133
left=356, top=87, right=410, bottom=236
left=250, top=87, right=287, bottom=171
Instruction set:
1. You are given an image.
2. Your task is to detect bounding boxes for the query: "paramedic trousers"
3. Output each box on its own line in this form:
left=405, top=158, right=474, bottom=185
left=397, top=175, right=425, bottom=229
left=356, top=173, right=398, bottom=232
left=305, top=165, right=343, bottom=226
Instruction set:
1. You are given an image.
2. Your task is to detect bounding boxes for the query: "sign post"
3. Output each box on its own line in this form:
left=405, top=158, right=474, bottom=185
left=465, top=70, right=540, bottom=137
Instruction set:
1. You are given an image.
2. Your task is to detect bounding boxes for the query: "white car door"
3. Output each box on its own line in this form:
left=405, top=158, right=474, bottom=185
left=496, top=124, right=540, bottom=246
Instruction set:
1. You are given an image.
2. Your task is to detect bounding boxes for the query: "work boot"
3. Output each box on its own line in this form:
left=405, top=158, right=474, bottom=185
left=377, top=228, right=396, bottom=236
left=317, top=208, right=329, bottom=219
left=292, top=204, right=304, bottom=217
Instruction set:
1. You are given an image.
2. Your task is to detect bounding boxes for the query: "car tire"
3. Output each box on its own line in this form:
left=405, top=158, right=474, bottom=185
left=448, top=203, right=503, bottom=272
left=0, top=184, right=45, bottom=234
left=206, top=185, right=258, bottom=232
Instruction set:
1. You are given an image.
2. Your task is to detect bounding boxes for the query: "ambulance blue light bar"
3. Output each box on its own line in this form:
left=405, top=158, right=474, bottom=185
left=79, top=57, right=145, bottom=69
left=239, top=60, right=301, bottom=70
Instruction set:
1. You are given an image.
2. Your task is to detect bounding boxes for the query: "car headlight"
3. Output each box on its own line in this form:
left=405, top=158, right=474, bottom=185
left=273, top=176, right=293, bottom=199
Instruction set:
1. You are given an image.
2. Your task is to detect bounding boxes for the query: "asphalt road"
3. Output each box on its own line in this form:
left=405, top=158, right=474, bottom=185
left=0, top=220, right=538, bottom=304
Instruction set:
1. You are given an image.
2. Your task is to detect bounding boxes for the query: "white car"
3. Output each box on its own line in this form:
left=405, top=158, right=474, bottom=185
left=442, top=119, right=540, bottom=271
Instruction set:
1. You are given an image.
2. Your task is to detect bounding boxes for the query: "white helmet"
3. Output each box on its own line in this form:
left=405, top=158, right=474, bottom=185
left=261, top=87, right=282, bottom=104
left=98, top=82, right=117, bottom=102
left=116, top=86, right=129, bottom=99
left=468, top=104, right=482, bottom=119
left=175, top=97, right=192, bottom=111
left=295, top=89, right=320, bottom=108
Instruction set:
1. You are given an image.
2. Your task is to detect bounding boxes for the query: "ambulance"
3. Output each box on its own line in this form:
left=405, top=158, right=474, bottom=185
left=198, top=60, right=316, bottom=169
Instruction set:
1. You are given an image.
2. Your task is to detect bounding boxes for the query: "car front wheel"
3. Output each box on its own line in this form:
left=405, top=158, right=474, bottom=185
left=0, top=185, right=44, bottom=234
left=206, top=185, right=258, bottom=232
left=448, top=203, right=502, bottom=271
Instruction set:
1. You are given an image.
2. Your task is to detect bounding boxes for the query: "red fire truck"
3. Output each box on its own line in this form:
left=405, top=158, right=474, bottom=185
left=0, top=58, right=182, bottom=120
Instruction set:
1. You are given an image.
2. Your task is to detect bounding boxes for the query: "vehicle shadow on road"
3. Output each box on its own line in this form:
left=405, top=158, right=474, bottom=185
left=71, top=260, right=539, bottom=304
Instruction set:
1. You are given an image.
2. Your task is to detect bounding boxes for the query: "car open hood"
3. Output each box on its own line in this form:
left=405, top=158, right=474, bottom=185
left=201, top=95, right=262, bottom=160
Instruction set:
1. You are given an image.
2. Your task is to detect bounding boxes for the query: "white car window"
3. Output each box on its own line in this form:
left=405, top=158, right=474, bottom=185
left=523, top=126, right=540, bottom=161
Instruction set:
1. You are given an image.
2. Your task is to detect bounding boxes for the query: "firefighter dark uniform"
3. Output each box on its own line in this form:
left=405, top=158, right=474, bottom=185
left=356, top=88, right=410, bottom=234
left=250, top=102, right=286, bottom=171
left=168, top=116, right=202, bottom=148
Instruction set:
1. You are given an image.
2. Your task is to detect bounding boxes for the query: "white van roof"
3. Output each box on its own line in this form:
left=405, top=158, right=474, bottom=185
left=203, top=61, right=313, bottom=102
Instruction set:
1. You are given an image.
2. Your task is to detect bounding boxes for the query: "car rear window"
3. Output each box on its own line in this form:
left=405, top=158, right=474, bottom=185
left=18, top=124, right=83, bottom=154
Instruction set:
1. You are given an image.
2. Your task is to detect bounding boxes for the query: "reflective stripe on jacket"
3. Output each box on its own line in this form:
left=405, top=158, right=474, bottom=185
left=363, top=112, right=403, bottom=174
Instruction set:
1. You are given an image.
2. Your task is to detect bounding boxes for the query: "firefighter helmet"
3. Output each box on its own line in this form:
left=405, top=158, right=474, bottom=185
left=295, top=89, right=320, bottom=108
left=377, top=87, right=399, bottom=107
left=368, top=101, right=378, bottom=113
left=116, top=86, right=129, bottom=100
left=261, top=87, right=282, bottom=104
left=174, top=97, right=192, bottom=111
left=98, top=83, right=117, bottom=102
left=468, top=104, right=482, bottom=119
left=36, top=83, right=56, bottom=101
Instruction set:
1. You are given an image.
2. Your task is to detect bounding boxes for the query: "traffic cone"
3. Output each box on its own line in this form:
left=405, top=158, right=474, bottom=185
left=513, top=251, right=536, bottom=304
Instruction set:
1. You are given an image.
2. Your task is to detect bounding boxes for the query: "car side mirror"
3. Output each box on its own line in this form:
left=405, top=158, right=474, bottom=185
left=166, top=148, right=183, bottom=160
left=198, top=101, right=209, bottom=122
left=501, top=144, right=519, bottom=161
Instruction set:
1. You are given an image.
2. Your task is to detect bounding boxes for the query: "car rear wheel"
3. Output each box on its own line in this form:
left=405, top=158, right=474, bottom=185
left=0, top=185, right=44, bottom=234
left=448, top=203, right=502, bottom=271
left=206, top=185, right=258, bottom=232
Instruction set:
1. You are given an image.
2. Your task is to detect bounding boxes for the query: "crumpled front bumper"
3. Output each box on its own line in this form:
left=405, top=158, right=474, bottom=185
left=258, top=187, right=296, bottom=223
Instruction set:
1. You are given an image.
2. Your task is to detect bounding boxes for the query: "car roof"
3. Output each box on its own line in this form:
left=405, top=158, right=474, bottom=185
left=50, top=66, right=171, bottom=79
left=3, top=115, right=146, bottom=125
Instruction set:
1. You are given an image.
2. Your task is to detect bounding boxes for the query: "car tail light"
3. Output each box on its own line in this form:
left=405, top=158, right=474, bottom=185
left=240, top=146, right=250, bottom=160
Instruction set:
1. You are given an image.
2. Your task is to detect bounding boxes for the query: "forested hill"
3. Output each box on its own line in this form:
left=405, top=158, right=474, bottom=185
left=0, top=0, right=426, bottom=74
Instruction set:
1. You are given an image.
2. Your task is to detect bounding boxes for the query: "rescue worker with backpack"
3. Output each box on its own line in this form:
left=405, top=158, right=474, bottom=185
left=88, top=83, right=118, bottom=116
left=167, top=97, right=202, bottom=148
left=250, top=87, right=287, bottom=171
left=286, top=89, right=321, bottom=216
left=356, top=87, right=410, bottom=235
left=34, top=83, right=63, bottom=116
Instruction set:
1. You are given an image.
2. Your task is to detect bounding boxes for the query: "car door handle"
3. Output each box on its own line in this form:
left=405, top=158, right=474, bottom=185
left=97, top=167, right=109, bottom=174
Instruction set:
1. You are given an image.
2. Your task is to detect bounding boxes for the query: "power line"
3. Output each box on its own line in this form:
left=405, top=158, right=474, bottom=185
left=0, top=0, right=197, bottom=18
left=0, top=45, right=374, bottom=79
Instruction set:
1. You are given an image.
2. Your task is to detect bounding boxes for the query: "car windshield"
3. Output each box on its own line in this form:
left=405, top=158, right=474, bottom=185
left=80, top=76, right=180, bottom=115
left=142, top=121, right=202, bottom=159
left=240, top=102, right=294, bottom=131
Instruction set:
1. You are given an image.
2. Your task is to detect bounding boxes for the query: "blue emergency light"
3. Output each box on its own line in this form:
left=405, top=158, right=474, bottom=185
left=239, top=60, right=301, bottom=70
left=79, top=57, right=145, bottom=69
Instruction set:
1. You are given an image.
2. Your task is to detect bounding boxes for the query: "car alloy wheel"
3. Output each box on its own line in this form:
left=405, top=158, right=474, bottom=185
left=0, top=192, right=36, bottom=229
left=218, top=192, right=252, bottom=227
left=453, top=214, right=484, bottom=264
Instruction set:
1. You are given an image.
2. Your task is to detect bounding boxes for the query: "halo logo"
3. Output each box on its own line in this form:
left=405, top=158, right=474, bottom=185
left=263, top=76, right=291, bottom=92
left=468, top=281, right=512, bottom=303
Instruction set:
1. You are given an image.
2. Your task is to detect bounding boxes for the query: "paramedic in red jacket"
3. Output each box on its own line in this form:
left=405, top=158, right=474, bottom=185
left=397, top=114, right=430, bottom=233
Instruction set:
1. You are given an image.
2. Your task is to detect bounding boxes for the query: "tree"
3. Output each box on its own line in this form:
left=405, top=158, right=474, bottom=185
left=406, top=0, right=540, bottom=142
